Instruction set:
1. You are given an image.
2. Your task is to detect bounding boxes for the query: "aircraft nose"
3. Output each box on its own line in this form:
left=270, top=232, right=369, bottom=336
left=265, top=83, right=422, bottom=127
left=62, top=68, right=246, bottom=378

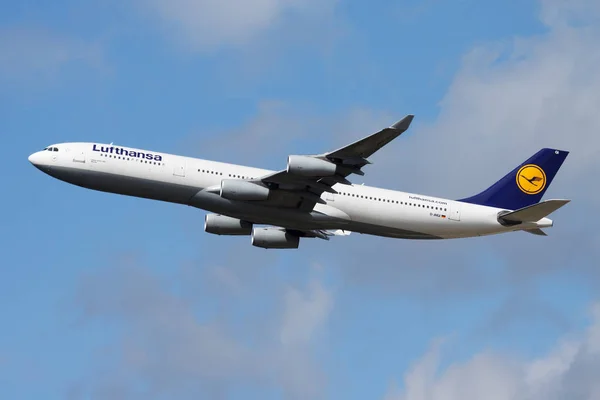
left=28, top=151, right=43, bottom=166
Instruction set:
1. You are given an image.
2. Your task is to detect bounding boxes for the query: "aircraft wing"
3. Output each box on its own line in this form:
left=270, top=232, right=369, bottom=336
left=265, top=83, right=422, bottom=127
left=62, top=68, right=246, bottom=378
left=253, top=114, right=414, bottom=210
left=324, top=115, right=414, bottom=160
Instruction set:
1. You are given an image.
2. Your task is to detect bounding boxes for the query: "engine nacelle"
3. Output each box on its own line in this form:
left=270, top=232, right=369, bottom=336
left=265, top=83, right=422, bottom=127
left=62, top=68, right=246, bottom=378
left=220, top=179, right=270, bottom=201
left=205, top=214, right=252, bottom=235
left=251, top=227, right=300, bottom=249
left=287, top=155, right=337, bottom=177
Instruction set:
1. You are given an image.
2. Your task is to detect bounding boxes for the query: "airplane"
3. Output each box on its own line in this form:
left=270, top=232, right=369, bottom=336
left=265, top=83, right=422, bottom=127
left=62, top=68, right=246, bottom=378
left=28, top=115, right=570, bottom=249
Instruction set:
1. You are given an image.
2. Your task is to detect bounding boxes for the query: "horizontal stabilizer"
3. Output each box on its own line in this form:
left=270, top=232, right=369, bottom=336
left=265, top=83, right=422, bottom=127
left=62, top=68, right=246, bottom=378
left=524, top=228, right=548, bottom=236
left=499, top=199, right=570, bottom=224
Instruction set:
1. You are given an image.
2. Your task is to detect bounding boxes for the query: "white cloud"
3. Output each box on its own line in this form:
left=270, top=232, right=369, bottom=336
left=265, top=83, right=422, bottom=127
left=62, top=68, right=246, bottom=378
left=274, top=280, right=333, bottom=400
left=384, top=303, right=600, bottom=400
left=280, top=280, right=333, bottom=346
left=0, top=27, right=103, bottom=83
left=74, top=260, right=333, bottom=399
left=539, top=0, right=600, bottom=26
left=385, top=0, right=600, bottom=204
left=303, top=2, right=600, bottom=364
left=136, top=0, right=339, bottom=51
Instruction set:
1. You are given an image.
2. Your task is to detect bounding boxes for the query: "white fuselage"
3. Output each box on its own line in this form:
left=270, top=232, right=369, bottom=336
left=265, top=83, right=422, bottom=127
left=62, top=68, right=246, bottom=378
left=28, top=143, right=552, bottom=240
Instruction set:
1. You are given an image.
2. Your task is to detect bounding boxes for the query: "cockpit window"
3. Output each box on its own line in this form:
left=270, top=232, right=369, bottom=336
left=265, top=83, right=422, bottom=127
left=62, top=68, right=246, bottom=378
left=53, top=147, right=58, bottom=152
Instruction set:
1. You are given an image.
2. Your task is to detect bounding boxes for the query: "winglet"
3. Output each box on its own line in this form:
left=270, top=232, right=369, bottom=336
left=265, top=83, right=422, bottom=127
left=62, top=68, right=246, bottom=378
left=325, top=113, right=415, bottom=160
left=391, top=115, right=414, bottom=131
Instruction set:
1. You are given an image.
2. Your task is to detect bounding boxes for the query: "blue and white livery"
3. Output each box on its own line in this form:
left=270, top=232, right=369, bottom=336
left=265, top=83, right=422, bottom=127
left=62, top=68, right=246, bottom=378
left=28, top=115, right=570, bottom=249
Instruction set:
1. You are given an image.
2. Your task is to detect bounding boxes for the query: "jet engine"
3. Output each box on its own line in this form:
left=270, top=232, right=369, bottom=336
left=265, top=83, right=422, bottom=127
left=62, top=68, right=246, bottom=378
left=251, top=227, right=300, bottom=249
left=287, top=155, right=337, bottom=177
left=220, top=179, right=270, bottom=201
left=205, top=214, right=252, bottom=235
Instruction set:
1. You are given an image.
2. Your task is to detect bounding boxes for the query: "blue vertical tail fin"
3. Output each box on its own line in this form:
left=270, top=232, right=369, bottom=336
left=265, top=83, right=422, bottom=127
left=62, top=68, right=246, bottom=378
left=459, top=148, right=569, bottom=210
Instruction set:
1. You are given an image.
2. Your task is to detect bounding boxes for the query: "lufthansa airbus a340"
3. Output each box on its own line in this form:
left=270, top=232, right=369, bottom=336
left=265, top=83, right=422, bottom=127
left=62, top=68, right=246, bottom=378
left=28, top=115, right=570, bottom=249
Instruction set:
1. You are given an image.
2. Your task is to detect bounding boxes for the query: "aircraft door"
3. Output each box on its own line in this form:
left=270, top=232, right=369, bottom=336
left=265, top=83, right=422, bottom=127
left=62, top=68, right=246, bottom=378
left=173, top=160, right=186, bottom=177
left=73, top=151, right=85, bottom=163
left=448, top=201, right=461, bottom=221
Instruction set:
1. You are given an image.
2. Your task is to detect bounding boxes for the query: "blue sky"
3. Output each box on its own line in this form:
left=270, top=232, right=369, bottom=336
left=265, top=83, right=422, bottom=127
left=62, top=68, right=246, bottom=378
left=2, top=0, right=600, bottom=399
